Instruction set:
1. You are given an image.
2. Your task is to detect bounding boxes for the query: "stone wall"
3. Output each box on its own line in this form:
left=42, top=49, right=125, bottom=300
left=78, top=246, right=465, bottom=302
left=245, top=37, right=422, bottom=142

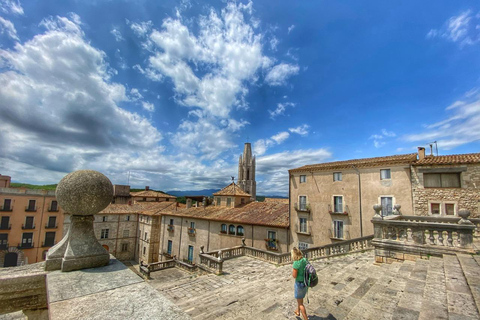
left=411, top=164, right=480, bottom=217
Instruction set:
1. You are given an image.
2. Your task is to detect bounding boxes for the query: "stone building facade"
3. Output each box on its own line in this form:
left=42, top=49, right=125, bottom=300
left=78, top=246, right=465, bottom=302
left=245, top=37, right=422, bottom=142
left=238, top=142, right=256, bottom=200
left=0, top=187, right=65, bottom=267
left=411, top=149, right=480, bottom=217
left=289, top=154, right=418, bottom=249
left=131, top=187, right=176, bottom=203
left=213, top=182, right=251, bottom=208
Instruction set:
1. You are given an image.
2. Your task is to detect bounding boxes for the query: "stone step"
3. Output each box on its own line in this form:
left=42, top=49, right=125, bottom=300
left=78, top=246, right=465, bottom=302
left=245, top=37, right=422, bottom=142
left=418, top=256, right=447, bottom=320
left=456, top=253, right=480, bottom=316
left=444, top=254, right=479, bottom=319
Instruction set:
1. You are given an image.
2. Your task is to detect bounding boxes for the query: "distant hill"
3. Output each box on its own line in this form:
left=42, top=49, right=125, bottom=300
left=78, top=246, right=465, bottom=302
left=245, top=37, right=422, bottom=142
left=167, top=189, right=218, bottom=197
left=10, top=182, right=57, bottom=190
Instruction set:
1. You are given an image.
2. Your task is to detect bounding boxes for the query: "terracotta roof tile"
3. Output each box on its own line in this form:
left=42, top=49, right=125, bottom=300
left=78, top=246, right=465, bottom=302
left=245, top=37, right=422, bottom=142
left=414, top=153, right=480, bottom=166
left=100, top=202, right=177, bottom=215
left=213, top=182, right=251, bottom=197
left=289, top=153, right=418, bottom=173
left=130, top=190, right=176, bottom=198
left=160, top=202, right=289, bottom=227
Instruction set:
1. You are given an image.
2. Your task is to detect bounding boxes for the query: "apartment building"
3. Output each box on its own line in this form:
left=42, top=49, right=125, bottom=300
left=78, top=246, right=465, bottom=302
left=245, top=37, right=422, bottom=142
left=289, top=154, right=417, bottom=250
left=0, top=187, right=65, bottom=267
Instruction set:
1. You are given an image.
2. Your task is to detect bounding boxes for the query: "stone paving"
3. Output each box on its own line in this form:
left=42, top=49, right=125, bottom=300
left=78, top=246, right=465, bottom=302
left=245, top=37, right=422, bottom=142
left=147, top=251, right=480, bottom=319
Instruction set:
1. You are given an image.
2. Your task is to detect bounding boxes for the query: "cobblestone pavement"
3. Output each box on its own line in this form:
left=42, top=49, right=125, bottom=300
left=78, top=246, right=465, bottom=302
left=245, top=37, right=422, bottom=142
left=147, top=252, right=480, bottom=320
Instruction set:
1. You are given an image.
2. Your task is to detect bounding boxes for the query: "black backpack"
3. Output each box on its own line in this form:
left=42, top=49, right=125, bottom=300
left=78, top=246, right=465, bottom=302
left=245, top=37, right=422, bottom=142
left=304, top=260, right=318, bottom=288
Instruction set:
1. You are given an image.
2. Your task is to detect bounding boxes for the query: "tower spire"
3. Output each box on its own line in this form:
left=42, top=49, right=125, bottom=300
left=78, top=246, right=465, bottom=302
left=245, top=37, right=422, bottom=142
left=238, top=142, right=256, bottom=201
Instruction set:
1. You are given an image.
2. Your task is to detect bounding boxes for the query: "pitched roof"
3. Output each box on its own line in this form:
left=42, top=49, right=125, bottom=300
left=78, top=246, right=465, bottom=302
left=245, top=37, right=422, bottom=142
left=414, top=153, right=480, bottom=166
left=213, top=182, right=251, bottom=197
left=160, top=202, right=289, bottom=227
left=289, top=153, right=418, bottom=173
left=100, top=202, right=177, bottom=215
left=130, top=190, right=176, bottom=199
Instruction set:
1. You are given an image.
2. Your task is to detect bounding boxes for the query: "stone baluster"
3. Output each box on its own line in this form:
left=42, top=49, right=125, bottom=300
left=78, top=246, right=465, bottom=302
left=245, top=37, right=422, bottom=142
left=429, top=230, right=435, bottom=245
left=447, top=231, right=453, bottom=247
left=438, top=230, right=444, bottom=246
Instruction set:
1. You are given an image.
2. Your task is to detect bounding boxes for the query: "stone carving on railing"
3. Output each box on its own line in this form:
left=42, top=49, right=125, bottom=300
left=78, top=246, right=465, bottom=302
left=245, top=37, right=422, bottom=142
left=373, top=204, right=382, bottom=219
left=45, top=170, right=113, bottom=272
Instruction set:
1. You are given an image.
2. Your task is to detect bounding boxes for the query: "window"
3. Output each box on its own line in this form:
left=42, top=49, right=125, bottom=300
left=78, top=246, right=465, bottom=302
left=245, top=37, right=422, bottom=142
left=229, top=224, right=235, bottom=235
left=300, top=175, right=306, bottom=183
left=50, top=200, right=58, bottom=211
left=0, top=234, right=8, bottom=249
left=298, top=242, right=309, bottom=250
left=190, top=222, right=195, bottom=229
left=299, top=196, right=307, bottom=211
left=140, top=215, right=143, bottom=222
left=333, top=221, right=344, bottom=239
left=299, top=218, right=307, bottom=233
left=169, top=218, right=174, bottom=225
left=24, top=216, right=34, bottom=229
left=144, top=232, right=148, bottom=240
left=221, top=224, right=227, bottom=234
left=102, top=216, right=107, bottom=222
left=266, top=231, right=277, bottom=249
left=237, top=225, right=244, bottom=236
left=2, top=199, right=11, bottom=211
left=121, top=243, right=128, bottom=252
left=101, top=229, right=109, bottom=239
left=26, top=200, right=36, bottom=211
left=227, top=198, right=232, bottom=207
left=47, top=216, right=56, bottom=228
left=333, top=172, right=342, bottom=181
left=430, top=203, right=440, bottom=215
left=445, top=203, right=455, bottom=216
left=381, top=197, right=393, bottom=216
left=0, top=216, right=10, bottom=230
left=167, top=240, right=173, bottom=255
left=123, top=229, right=129, bottom=238
left=126, top=215, right=130, bottom=221
left=21, top=233, right=33, bottom=248
left=216, top=197, right=221, bottom=206
left=44, top=232, right=55, bottom=247
left=333, top=196, right=343, bottom=213
left=424, top=173, right=460, bottom=188
left=143, top=247, right=146, bottom=255
left=380, top=169, right=391, bottom=180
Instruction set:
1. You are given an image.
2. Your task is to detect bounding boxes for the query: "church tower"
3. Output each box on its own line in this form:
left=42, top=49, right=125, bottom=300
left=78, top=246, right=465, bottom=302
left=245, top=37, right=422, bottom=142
left=238, top=142, right=256, bottom=201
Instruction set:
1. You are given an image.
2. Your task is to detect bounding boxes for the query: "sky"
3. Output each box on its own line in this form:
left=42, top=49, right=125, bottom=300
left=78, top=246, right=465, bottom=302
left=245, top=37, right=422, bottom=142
left=0, top=0, right=479, bottom=196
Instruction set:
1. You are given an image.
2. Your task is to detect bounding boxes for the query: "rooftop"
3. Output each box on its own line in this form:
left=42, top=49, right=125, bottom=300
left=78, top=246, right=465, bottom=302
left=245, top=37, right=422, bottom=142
left=414, top=153, right=480, bottom=166
left=213, top=182, right=251, bottom=197
left=160, top=201, right=289, bottom=227
left=100, top=202, right=177, bottom=215
left=130, top=190, right=176, bottom=199
left=289, top=153, right=418, bottom=173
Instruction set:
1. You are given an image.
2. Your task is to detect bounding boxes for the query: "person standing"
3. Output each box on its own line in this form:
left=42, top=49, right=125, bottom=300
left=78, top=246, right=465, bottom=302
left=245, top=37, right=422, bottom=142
left=291, top=247, right=308, bottom=320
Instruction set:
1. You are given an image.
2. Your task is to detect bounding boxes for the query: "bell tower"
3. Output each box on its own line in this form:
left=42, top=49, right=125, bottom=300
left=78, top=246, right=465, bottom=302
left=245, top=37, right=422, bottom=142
left=238, top=142, right=256, bottom=201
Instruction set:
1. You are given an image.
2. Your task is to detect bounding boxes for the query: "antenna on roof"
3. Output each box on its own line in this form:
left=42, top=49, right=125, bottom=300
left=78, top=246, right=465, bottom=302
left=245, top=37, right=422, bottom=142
left=429, top=141, right=438, bottom=156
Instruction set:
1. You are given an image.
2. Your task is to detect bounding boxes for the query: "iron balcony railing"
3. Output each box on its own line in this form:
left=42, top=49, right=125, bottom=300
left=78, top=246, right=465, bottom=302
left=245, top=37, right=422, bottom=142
left=22, top=224, right=35, bottom=230
left=0, top=224, right=11, bottom=230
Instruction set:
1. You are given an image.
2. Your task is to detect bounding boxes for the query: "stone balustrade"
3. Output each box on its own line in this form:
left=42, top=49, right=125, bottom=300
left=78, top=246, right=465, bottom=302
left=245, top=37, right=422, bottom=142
left=198, top=254, right=223, bottom=275
left=372, top=210, right=477, bottom=262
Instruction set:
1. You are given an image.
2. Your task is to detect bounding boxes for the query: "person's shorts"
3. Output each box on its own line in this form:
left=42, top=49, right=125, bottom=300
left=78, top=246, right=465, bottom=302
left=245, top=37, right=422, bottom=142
left=294, top=281, right=307, bottom=299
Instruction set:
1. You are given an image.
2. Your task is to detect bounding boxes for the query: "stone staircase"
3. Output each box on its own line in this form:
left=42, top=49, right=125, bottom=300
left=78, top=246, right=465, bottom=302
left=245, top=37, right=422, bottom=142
left=151, top=251, right=480, bottom=319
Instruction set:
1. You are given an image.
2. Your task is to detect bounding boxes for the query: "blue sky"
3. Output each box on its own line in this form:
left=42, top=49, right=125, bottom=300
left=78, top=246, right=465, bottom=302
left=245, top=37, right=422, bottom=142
left=0, top=0, right=479, bottom=195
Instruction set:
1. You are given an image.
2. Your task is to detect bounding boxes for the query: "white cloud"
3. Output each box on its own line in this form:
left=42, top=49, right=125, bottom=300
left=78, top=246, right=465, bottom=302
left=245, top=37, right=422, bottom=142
left=369, top=129, right=396, bottom=148
left=427, top=10, right=480, bottom=46
left=270, top=37, right=279, bottom=50
left=130, top=88, right=143, bottom=100
left=289, top=124, right=309, bottom=136
left=0, top=16, right=19, bottom=41
left=133, top=64, right=163, bottom=82
left=287, top=25, right=295, bottom=34
left=0, top=15, right=164, bottom=180
left=268, top=102, right=295, bottom=119
left=381, top=129, right=396, bottom=137
left=253, top=130, right=291, bottom=155
left=265, top=62, right=299, bottom=86
left=0, top=0, right=23, bottom=15
left=127, top=20, right=153, bottom=37
left=111, top=27, right=124, bottom=41
left=142, top=101, right=155, bottom=112
left=404, top=90, right=480, bottom=150
left=271, top=131, right=289, bottom=144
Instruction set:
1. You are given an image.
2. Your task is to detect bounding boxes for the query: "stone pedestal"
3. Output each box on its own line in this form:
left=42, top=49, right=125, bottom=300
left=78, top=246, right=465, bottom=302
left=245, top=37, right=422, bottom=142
left=45, top=170, right=113, bottom=272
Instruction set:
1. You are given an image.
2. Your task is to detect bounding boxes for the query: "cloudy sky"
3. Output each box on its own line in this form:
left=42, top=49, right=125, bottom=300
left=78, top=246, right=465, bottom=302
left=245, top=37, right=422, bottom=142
left=0, top=0, right=479, bottom=195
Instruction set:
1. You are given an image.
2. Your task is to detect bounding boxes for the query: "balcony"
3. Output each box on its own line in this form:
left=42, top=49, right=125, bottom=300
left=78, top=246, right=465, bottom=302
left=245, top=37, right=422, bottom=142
left=294, top=202, right=311, bottom=213
left=22, top=224, right=35, bottom=230
left=328, top=204, right=349, bottom=216
left=25, top=206, right=37, bottom=212
left=187, top=228, right=196, bottom=236
left=0, top=206, right=12, bottom=212
left=0, top=243, right=7, bottom=250
left=264, top=238, right=279, bottom=251
left=162, top=252, right=173, bottom=259
left=0, top=224, right=11, bottom=230
left=42, top=241, right=56, bottom=247
left=295, top=224, right=312, bottom=236
left=167, top=225, right=174, bottom=232
left=45, top=224, right=58, bottom=229
left=48, top=208, right=59, bottom=212
left=18, top=242, right=34, bottom=249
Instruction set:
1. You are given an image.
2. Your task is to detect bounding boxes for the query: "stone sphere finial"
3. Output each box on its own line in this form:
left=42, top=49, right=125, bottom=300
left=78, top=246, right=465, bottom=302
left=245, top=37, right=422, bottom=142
left=56, top=170, right=113, bottom=216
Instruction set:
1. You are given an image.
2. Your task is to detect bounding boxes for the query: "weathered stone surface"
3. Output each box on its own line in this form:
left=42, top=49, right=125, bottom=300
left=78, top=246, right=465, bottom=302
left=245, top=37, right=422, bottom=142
left=56, top=170, right=113, bottom=216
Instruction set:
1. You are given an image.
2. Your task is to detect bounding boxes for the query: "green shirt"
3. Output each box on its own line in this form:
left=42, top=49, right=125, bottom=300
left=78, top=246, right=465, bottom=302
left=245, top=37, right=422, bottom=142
left=293, top=258, right=307, bottom=282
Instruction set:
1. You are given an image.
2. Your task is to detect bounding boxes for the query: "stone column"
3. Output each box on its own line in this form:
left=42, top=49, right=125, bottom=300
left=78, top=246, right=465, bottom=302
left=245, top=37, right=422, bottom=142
left=45, top=170, right=113, bottom=272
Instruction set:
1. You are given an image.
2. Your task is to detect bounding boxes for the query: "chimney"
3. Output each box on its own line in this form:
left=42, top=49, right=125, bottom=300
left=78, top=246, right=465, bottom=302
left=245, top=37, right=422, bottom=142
left=145, top=186, right=149, bottom=191
left=418, top=147, right=425, bottom=160
left=186, top=198, right=192, bottom=209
